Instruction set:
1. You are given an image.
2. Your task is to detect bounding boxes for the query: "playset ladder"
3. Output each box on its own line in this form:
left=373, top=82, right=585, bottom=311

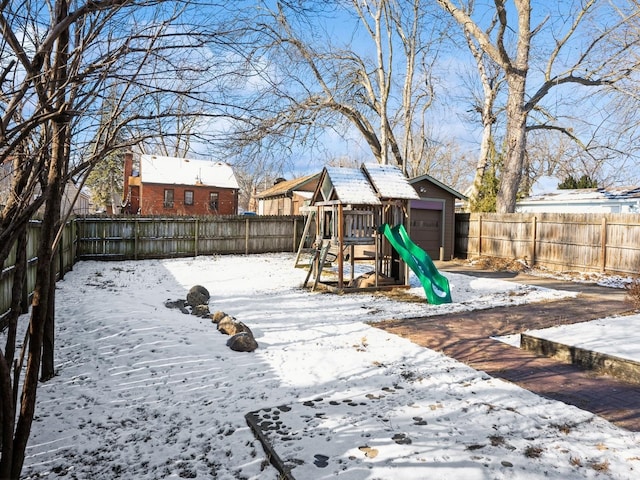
left=294, top=209, right=316, bottom=268
left=303, top=241, right=332, bottom=291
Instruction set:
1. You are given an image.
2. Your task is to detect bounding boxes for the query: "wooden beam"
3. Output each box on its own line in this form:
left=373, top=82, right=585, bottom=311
left=338, top=204, right=344, bottom=289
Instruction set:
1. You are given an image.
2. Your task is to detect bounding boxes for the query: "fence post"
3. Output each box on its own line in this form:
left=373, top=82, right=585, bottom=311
left=478, top=215, right=482, bottom=257
left=601, top=217, right=607, bottom=272
left=245, top=217, right=250, bottom=255
left=134, top=217, right=139, bottom=261
left=194, top=218, right=199, bottom=257
left=293, top=217, right=298, bottom=252
left=70, top=218, right=76, bottom=270
left=530, top=216, right=537, bottom=267
left=20, top=226, right=30, bottom=313
left=102, top=220, right=107, bottom=257
left=58, top=223, right=64, bottom=280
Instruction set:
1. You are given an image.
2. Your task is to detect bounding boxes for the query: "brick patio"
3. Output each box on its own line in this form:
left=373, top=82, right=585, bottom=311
left=374, top=265, right=640, bottom=431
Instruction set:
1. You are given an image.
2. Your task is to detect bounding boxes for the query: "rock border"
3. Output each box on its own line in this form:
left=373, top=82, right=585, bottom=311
left=164, top=285, right=259, bottom=352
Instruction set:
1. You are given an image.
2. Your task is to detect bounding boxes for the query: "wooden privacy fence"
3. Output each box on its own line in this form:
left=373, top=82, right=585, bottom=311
left=455, top=212, right=640, bottom=275
left=6, top=212, right=640, bottom=321
left=0, top=220, right=75, bottom=324
left=75, top=215, right=307, bottom=260
left=1, top=215, right=309, bottom=322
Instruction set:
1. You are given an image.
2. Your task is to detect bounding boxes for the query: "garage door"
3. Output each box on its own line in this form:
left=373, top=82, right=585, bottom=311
left=410, top=209, right=442, bottom=259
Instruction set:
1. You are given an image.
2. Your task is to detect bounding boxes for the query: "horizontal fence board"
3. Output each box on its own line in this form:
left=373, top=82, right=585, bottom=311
left=2, top=215, right=308, bottom=321
left=75, top=215, right=306, bottom=260
left=455, top=212, right=640, bottom=275
left=6, top=212, right=640, bottom=322
left=1, top=220, right=73, bottom=325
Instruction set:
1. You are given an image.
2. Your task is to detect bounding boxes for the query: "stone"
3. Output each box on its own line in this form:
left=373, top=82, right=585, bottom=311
left=217, top=315, right=237, bottom=335
left=348, top=271, right=394, bottom=288
left=226, top=332, right=258, bottom=352
left=218, top=316, right=253, bottom=337
left=211, top=311, right=227, bottom=324
left=234, top=321, right=253, bottom=336
left=186, top=285, right=210, bottom=307
left=164, top=299, right=189, bottom=314
left=191, top=304, right=211, bottom=317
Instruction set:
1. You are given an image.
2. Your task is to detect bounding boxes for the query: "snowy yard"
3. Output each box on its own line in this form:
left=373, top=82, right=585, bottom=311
left=10, top=253, right=640, bottom=479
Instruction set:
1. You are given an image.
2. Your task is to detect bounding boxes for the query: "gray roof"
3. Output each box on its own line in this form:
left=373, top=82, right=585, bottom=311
left=321, top=167, right=381, bottom=205
left=363, top=163, right=419, bottom=200
left=409, top=172, right=467, bottom=200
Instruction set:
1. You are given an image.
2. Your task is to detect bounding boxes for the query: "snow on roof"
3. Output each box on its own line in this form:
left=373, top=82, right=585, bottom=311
left=525, top=186, right=640, bottom=202
left=140, top=154, right=239, bottom=189
left=526, top=188, right=603, bottom=202
left=322, top=167, right=381, bottom=205
left=362, top=163, right=419, bottom=200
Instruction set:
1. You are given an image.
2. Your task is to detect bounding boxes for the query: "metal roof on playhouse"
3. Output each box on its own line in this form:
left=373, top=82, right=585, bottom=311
left=315, top=163, right=419, bottom=205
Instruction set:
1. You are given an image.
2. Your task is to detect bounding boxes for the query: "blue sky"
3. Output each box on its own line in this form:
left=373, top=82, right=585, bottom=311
left=152, top=1, right=640, bottom=189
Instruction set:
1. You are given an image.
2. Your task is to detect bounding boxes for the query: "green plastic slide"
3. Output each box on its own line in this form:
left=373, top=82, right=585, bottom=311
left=379, top=223, right=452, bottom=304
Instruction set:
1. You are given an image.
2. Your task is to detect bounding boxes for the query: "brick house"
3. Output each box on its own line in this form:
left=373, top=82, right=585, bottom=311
left=123, top=153, right=239, bottom=215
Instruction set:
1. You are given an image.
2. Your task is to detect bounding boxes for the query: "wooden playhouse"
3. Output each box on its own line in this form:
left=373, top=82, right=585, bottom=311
left=299, top=163, right=420, bottom=293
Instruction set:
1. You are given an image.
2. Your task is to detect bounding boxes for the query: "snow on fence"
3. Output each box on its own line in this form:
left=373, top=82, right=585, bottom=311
left=456, top=212, right=640, bottom=275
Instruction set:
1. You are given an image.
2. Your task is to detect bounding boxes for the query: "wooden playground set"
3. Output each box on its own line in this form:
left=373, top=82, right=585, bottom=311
left=295, top=164, right=452, bottom=305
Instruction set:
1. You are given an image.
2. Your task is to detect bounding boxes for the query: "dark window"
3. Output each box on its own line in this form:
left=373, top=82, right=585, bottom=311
left=184, top=190, right=194, bottom=206
left=209, top=192, right=219, bottom=211
left=163, top=189, right=174, bottom=208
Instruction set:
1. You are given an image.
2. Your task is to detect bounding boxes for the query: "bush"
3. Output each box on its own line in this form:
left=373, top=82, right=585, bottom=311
left=624, top=276, right=640, bottom=310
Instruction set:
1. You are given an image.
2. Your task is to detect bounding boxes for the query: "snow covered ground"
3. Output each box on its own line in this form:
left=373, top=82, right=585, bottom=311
left=8, top=253, right=640, bottom=479
left=510, top=316, right=640, bottom=363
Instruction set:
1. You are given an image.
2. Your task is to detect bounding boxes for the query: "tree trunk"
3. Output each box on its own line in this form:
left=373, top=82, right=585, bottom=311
left=496, top=70, right=528, bottom=213
left=41, top=0, right=70, bottom=383
left=468, top=115, right=494, bottom=210
left=10, top=138, right=64, bottom=476
left=0, top=347, right=15, bottom=480
left=463, top=28, right=500, bottom=211
left=10, top=185, right=58, bottom=477
left=436, top=0, right=531, bottom=213
left=0, top=224, right=28, bottom=478
left=40, top=259, right=57, bottom=382
left=3, top=225, right=28, bottom=365
left=10, top=0, right=69, bottom=473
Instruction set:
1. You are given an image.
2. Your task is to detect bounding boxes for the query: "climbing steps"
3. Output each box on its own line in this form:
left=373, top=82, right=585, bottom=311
left=303, top=241, right=337, bottom=291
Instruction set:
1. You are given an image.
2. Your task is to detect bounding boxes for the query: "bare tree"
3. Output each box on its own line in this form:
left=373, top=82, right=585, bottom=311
left=135, top=91, right=201, bottom=158
left=0, top=1, right=233, bottom=476
left=457, top=14, right=505, bottom=210
left=436, top=0, right=640, bottom=212
left=220, top=0, right=442, bottom=174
